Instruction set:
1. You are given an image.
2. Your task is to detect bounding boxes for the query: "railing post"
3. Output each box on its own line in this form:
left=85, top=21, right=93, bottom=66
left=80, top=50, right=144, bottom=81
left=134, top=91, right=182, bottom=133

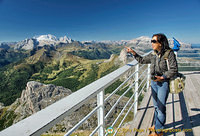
left=134, top=63, right=139, bottom=116
left=146, top=64, right=151, bottom=91
left=97, top=90, right=105, bottom=136
left=174, top=51, right=178, bottom=60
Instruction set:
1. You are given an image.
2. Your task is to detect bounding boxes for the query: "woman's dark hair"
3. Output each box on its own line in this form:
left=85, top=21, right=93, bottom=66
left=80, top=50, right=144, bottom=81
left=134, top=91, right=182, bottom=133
left=152, top=33, right=170, bottom=56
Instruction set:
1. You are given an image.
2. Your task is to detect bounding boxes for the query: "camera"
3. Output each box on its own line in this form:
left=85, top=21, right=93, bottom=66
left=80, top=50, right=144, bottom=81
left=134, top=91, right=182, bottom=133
left=151, top=75, right=157, bottom=80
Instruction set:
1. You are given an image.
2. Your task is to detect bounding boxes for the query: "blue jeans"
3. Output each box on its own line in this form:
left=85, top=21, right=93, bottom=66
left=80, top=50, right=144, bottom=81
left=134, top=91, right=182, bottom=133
left=151, top=80, right=169, bottom=134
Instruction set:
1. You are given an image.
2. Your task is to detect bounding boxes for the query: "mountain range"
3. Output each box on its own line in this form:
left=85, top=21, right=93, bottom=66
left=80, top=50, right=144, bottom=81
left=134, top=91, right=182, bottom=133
left=0, top=34, right=192, bottom=51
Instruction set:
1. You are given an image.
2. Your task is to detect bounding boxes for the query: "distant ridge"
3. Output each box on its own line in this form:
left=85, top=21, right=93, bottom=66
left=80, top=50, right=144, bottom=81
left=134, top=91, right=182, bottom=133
left=192, top=44, right=200, bottom=48
left=0, top=34, right=194, bottom=50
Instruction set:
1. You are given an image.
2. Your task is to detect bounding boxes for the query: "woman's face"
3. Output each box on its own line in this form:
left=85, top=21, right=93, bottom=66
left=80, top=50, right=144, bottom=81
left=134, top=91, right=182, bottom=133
left=151, top=36, right=162, bottom=51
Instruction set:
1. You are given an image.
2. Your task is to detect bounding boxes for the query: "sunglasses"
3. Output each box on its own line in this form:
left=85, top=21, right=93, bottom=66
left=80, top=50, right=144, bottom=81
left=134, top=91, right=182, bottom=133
left=151, top=40, right=159, bottom=43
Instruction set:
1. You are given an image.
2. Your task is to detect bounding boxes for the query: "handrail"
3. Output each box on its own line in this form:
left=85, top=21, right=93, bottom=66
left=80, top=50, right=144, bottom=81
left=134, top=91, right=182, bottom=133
left=178, top=51, right=200, bottom=71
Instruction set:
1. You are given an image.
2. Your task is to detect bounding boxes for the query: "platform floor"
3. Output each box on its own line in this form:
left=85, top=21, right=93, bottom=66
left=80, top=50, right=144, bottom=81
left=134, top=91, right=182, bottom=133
left=125, top=71, right=200, bottom=136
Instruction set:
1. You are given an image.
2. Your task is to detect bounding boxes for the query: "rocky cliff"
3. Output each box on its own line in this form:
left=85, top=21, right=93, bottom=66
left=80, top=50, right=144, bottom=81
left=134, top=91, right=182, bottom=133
left=8, top=81, right=72, bottom=124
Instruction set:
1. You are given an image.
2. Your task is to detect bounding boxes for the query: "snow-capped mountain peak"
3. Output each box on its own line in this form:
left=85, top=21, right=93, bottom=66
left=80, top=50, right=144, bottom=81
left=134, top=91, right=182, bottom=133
left=135, top=36, right=151, bottom=40
left=34, top=34, right=58, bottom=42
left=129, top=36, right=151, bottom=43
left=59, top=36, right=73, bottom=43
left=13, top=34, right=74, bottom=50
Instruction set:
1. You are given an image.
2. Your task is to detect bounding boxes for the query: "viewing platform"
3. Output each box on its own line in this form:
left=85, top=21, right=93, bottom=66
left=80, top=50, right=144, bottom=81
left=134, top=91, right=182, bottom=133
left=125, top=71, right=200, bottom=136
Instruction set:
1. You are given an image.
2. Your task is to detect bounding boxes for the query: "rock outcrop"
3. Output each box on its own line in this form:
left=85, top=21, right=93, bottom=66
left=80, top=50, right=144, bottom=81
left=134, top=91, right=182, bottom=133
left=118, top=48, right=136, bottom=64
left=10, top=81, right=72, bottom=123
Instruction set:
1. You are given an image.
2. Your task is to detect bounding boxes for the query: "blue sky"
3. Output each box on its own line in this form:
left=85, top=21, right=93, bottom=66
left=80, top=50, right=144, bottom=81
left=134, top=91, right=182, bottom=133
left=0, top=0, right=200, bottom=43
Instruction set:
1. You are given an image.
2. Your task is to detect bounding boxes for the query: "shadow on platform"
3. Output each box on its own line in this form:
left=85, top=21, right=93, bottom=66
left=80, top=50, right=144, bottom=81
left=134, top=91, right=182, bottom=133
left=164, top=92, right=200, bottom=136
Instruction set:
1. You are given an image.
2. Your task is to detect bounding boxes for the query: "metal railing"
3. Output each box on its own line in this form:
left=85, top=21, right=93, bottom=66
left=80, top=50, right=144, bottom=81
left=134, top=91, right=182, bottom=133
left=178, top=62, right=200, bottom=71
left=0, top=52, right=151, bottom=136
left=177, top=50, right=200, bottom=71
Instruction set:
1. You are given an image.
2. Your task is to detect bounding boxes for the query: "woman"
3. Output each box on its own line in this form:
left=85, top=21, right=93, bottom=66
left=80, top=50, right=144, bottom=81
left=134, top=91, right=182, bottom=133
left=126, top=33, right=178, bottom=136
